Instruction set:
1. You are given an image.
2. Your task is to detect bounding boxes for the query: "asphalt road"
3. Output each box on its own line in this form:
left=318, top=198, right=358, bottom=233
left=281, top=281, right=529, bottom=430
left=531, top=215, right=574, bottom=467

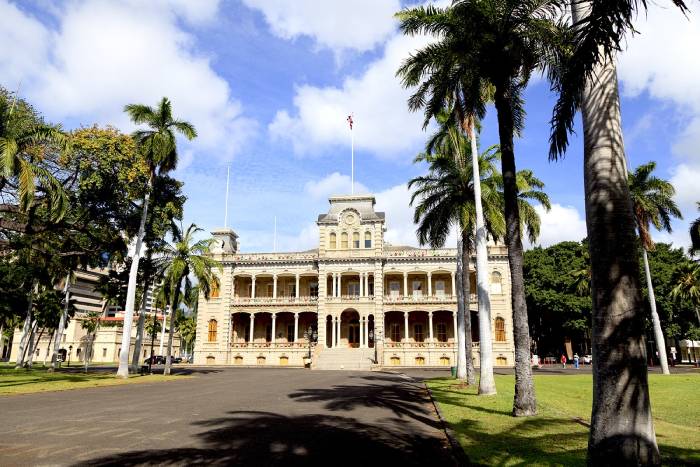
left=0, top=368, right=457, bottom=466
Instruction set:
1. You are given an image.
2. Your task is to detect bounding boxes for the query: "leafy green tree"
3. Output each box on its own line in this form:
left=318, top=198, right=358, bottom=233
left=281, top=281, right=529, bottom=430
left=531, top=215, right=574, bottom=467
left=80, top=311, right=101, bottom=373
left=158, top=224, right=219, bottom=375
left=397, top=0, right=567, bottom=416
left=690, top=203, right=700, bottom=256
left=118, top=98, right=196, bottom=378
left=628, top=161, right=682, bottom=374
left=410, top=124, right=503, bottom=385
left=670, top=262, right=700, bottom=329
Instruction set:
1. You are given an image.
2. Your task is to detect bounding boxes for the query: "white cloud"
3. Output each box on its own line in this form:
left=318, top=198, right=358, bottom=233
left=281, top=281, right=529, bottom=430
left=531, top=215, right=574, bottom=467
left=0, top=1, right=49, bottom=87
left=1, top=0, right=255, bottom=161
left=303, top=172, right=369, bottom=199
left=241, top=0, right=400, bottom=53
left=269, top=32, right=433, bottom=157
left=669, top=163, right=700, bottom=212
left=529, top=203, right=587, bottom=248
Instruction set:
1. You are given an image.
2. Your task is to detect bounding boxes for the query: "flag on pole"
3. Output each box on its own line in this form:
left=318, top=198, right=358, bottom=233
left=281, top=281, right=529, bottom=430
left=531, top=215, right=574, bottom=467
left=347, top=114, right=353, bottom=130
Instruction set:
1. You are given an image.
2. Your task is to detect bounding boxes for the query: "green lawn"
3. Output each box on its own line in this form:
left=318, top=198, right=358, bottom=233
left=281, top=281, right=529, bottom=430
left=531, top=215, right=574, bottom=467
left=427, top=374, right=700, bottom=466
left=0, top=364, right=181, bottom=396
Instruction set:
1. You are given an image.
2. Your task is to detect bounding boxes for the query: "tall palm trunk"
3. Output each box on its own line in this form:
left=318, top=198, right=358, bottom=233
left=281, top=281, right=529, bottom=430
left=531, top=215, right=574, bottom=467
left=461, top=230, right=476, bottom=385
left=455, top=238, right=469, bottom=381
left=642, top=248, right=669, bottom=374
left=164, top=275, right=184, bottom=376
left=572, top=2, right=659, bottom=464
left=117, top=173, right=153, bottom=378
left=494, top=87, right=536, bottom=417
left=15, top=279, right=38, bottom=368
left=467, top=120, right=497, bottom=395
left=26, top=324, right=42, bottom=368
left=49, top=274, right=71, bottom=372
left=131, top=276, right=151, bottom=372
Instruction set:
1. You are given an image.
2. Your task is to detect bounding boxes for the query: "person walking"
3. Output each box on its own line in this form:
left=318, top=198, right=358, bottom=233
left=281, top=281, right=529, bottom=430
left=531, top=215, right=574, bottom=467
left=561, top=353, right=567, bottom=369
left=574, top=353, right=580, bottom=369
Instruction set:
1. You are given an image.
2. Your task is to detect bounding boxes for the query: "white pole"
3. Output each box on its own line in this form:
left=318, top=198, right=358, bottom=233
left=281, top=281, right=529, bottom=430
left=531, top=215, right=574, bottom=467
left=224, top=164, right=230, bottom=228
left=351, top=125, right=354, bottom=195
left=159, top=310, right=166, bottom=355
left=273, top=216, right=277, bottom=253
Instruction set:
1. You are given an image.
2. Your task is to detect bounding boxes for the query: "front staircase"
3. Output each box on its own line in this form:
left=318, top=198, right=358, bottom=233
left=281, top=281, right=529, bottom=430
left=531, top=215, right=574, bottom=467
left=313, top=347, right=375, bottom=370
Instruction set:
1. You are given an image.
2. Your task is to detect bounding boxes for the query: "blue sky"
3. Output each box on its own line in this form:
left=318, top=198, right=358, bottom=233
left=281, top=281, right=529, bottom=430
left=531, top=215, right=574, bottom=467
left=1, top=0, right=698, bottom=253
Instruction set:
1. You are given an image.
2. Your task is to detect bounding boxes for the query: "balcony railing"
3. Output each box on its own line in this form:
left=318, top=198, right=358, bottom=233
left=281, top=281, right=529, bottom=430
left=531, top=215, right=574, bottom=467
left=383, top=294, right=476, bottom=304
left=230, top=342, right=311, bottom=349
left=325, top=294, right=375, bottom=302
left=384, top=342, right=480, bottom=349
left=232, top=296, right=318, bottom=306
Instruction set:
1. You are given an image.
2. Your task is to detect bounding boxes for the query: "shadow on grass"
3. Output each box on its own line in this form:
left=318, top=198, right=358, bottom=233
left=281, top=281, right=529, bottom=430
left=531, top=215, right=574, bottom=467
left=289, top=373, right=442, bottom=430
left=82, top=410, right=457, bottom=467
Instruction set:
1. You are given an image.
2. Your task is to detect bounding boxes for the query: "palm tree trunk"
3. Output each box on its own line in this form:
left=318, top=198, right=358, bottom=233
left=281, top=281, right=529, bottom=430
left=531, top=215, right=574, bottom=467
left=461, top=230, right=476, bottom=385
left=642, top=249, right=669, bottom=374
left=26, top=324, right=42, bottom=368
left=43, top=332, right=54, bottom=366
left=494, top=87, right=536, bottom=417
left=117, top=173, right=153, bottom=378
left=15, top=280, right=37, bottom=368
left=49, top=274, right=71, bottom=372
left=572, top=2, right=659, bottom=464
left=468, top=120, right=497, bottom=395
left=455, top=238, right=468, bottom=381
left=131, top=278, right=151, bottom=372
left=164, top=276, right=183, bottom=376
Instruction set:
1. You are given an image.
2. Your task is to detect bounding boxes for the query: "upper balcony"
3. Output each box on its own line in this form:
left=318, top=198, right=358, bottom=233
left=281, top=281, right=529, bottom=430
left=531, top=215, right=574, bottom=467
left=383, top=293, right=476, bottom=304
left=232, top=295, right=318, bottom=307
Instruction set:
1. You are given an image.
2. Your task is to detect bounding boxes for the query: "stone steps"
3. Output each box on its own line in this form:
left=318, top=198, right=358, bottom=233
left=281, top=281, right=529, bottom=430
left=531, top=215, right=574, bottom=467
left=313, top=347, right=375, bottom=370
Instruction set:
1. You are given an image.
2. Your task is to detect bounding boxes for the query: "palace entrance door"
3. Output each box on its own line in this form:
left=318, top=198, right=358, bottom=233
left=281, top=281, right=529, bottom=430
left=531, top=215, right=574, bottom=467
left=348, top=320, right=360, bottom=348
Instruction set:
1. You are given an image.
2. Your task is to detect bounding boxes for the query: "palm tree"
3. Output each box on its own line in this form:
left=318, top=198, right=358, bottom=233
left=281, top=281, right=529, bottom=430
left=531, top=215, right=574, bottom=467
left=158, top=223, right=220, bottom=375
left=410, top=125, right=504, bottom=385
left=80, top=311, right=100, bottom=373
left=117, top=98, right=196, bottom=378
left=628, top=162, right=682, bottom=375
left=690, top=203, right=700, bottom=256
left=549, top=1, right=687, bottom=462
left=670, top=262, right=700, bottom=328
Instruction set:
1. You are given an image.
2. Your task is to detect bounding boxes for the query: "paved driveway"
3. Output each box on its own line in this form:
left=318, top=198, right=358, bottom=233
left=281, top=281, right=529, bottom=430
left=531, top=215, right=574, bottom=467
left=0, top=369, right=456, bottom=466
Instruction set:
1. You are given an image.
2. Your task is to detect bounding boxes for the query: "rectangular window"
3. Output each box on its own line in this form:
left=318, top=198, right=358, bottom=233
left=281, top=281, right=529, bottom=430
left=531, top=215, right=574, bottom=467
left=309, top=282, right=318, bottom=297
left=390, top=323, right=401, bottom=342
left=267, top=284, right=273, bottom=297
left=287, top=325, right=294, bottom=343
left=353, top=232, right=360, bottom=249
left=414, top=324, right=424, bottom=343
left=287, top=285, right=296, bottom=297
left=436, top=280, right=445, bottom=296
left=265, top=324, right=272, bottom=342
left=437, top=323, right=447, bottom=342
left=389, top=281, right=400, bottom=297
left=364, top=232, right=371, bottom=248
left=412, top=280, right=423, bottom=297
left=348, top=282, right=360, bottom=296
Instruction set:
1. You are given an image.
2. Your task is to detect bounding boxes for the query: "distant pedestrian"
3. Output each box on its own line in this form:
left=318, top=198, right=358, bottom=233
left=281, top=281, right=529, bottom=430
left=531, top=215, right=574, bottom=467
left=573, top=353, right=580, bottom=369
left=561, top=354, right=567, bottom=368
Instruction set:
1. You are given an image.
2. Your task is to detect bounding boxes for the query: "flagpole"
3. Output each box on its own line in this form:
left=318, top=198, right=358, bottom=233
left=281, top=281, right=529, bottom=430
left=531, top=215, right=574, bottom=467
left=273, top=216, right=277, bottom=253
left=351, top=125, right=354, bottom=195
left=224, top=164, right=230, bottom=228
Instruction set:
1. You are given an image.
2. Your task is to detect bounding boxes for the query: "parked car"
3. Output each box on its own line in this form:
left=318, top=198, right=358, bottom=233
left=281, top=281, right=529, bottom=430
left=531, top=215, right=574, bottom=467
left=583, top=355, right=592, bottom=364
left=171, top=356, right=182, bottom=364
left=144, top=355, right=166, bottom=364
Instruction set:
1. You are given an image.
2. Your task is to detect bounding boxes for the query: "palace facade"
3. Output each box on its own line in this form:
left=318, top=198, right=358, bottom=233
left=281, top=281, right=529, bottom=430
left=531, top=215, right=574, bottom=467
left=194, top=194, right=514, bottom=369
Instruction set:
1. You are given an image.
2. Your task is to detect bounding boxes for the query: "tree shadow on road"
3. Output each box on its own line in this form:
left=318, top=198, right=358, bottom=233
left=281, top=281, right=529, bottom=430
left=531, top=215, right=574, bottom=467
left=82, top=411, right=458, bottom=466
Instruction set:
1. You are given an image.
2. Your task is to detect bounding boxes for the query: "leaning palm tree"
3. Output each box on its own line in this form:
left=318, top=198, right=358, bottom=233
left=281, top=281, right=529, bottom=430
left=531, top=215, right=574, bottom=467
left=628, top=161, right=682, bottom=375
left=397, top=0, right=567, bottom=416
left=117, top=98, right=196, bottom=378
left=410, top=125, right=504, bottom=385
left=158, top=223, right=220, bottom=375
left=690, top=203, right=700, bottom=257
left=549, top=1, right=687, bottom=462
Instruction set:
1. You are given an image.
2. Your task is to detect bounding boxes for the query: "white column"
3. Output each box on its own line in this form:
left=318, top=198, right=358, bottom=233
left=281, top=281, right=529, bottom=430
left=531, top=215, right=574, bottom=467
left=360, top=317, right=365, bottom=348
left=365, top=274, right=370, bottom=296
left=429, top=311, right=434, bottom=343
left=294, top=313, right=299, bottom=342
left=295, top=274, right=300, bottom=300
left=404, top=312, right=409, bottom=343
left=428, top=272, right=432, bottom=297
left=450, top=272, right=455, bottom=298
left=403, top=272, right=408, bottom=298
left=251, top=275, right=256, bottom=299
left=249, top=314, right=255, bottom=343
left=359, top=273, right=364, bottom=297
left=271, top=313, right=276, bottom=344
left=452, top=311, right=457, bottom=342
left=332, top=274, right=337, bottom=298
left=273, top=274, right=278, bottom=299
left=336, top=317, right=341, bottom=347
left=331, top=316, right=337, bottom=348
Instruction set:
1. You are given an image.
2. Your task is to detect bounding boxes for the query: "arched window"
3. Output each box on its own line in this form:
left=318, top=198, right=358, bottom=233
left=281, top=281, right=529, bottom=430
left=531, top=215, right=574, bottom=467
left=208, top=319, right=218, bottom=342
left=495, top=317, right=506, bottom=342
left=490, top=271, right=503, bottom=294
left=210, top=279, right=220, bottom=298
left=341, top=232, right=349, bottom=249
left=364, top=231, right=372, bottom=248
left=352, top=232, right=360, bottom=248
left=329, top=232, right=337, bottom=249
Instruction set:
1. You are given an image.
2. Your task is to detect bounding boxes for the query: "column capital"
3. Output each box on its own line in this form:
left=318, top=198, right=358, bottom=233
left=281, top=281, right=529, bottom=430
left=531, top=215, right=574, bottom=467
left=404, top=311, right=409, bottom=317
left=428, top=310, right=433, bottom=316
left=271, top=313, right=277, bottom=319
left=427, top=271, right=432, bottom=277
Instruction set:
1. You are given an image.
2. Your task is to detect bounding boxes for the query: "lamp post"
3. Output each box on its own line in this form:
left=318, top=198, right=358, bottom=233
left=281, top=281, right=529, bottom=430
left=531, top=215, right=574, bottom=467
left=68, top=345, right=72, bottom=367
left=369, top=330, right=376, bottom=364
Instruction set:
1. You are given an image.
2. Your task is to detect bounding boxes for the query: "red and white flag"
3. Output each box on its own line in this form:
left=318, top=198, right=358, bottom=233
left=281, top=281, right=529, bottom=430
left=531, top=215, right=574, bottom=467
left=347, top=114, right=353, bottom=130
